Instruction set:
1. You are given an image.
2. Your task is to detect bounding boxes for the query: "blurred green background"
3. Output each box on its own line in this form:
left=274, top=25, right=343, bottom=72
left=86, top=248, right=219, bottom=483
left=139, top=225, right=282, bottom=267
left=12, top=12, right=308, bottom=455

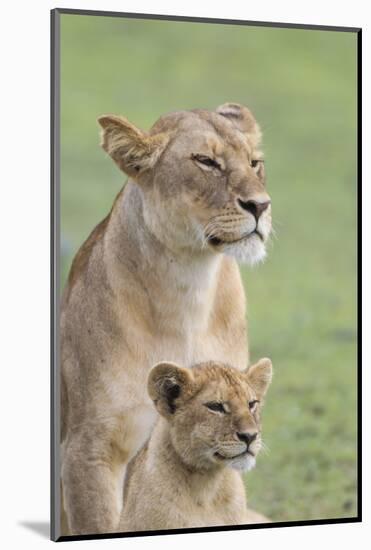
left=60, top=14, right=358, bottom=523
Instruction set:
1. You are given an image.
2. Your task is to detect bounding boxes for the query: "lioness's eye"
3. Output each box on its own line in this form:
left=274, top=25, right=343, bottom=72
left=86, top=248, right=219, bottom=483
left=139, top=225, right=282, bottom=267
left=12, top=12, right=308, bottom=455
left=205, top=402, right=226, bottom=413
left=248, top=400, right=259, bottom=410
left=192, top=154, right=221, bottom=170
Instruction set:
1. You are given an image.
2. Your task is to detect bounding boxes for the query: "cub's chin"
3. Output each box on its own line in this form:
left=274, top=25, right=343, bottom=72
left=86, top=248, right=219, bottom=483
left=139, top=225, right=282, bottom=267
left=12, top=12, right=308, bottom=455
left=229, top=453, right=257, bottom=472
left=224, top=234, right=267, bottom=266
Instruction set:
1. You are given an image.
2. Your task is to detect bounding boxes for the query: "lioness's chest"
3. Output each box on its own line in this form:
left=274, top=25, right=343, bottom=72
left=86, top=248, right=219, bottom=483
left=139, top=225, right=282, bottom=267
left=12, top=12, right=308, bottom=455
left=149, top=329, right=244, bottom=370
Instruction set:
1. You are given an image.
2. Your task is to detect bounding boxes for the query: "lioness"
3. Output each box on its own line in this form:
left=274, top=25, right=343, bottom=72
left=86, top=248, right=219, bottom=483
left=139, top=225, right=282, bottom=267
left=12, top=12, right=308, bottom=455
left=60, top=103, right=272, bottom=535
left=119, top=358, right=273, bottom=532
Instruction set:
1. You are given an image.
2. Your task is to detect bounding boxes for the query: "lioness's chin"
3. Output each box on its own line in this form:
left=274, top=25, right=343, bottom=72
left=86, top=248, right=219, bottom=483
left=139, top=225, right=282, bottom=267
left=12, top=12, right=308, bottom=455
left=223, top=235, right=267, bottom=266
left=230, top=454, right=257, bottom=472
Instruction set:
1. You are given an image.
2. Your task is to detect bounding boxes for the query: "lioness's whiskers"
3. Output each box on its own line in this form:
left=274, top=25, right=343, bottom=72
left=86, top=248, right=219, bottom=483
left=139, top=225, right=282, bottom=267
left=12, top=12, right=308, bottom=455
left=260, top=440, right=270, bottom=455
left=270, top=224, right=278, bottom=241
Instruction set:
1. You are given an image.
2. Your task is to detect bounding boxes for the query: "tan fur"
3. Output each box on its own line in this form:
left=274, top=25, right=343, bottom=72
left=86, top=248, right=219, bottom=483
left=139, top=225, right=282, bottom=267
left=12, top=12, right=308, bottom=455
left=119, top=359, right=272, bottom=531
left=60, top=104, right=272, bottom=535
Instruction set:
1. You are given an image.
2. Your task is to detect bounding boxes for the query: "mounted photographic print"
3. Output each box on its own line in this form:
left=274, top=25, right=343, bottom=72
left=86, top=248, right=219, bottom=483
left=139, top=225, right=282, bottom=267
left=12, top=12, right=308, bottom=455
left=51, top=8, right=361, bottom=542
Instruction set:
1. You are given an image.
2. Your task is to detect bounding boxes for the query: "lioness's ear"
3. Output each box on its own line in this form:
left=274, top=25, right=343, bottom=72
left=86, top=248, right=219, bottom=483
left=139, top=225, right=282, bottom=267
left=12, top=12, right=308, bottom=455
left=98, top=114, right=169, bottom=178
left=245, top=358, right=273, bottom=398
left=216, top=103, right=262, bottom=148
left=148, top=362, right=194, bottom=417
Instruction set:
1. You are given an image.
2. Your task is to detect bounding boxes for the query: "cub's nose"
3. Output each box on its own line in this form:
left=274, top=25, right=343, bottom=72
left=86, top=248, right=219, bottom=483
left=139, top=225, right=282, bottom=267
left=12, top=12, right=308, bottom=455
left=237, top=199, right=271, bottom=221
left=237, top=431, right=258, bottom=448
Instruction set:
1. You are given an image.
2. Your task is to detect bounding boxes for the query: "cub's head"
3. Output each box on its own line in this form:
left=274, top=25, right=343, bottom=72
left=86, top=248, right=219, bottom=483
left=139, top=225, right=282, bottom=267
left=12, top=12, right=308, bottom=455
left=98, top=104, right=271, bottom=266
left=148, top=358, right=273, bottom=472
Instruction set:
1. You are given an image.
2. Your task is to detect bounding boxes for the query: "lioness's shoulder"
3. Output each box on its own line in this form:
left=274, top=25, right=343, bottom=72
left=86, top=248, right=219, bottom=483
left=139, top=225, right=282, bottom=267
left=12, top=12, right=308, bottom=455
left=65, top=215, right=109, bottom=299
left=62, top=187, right=125, bottom=305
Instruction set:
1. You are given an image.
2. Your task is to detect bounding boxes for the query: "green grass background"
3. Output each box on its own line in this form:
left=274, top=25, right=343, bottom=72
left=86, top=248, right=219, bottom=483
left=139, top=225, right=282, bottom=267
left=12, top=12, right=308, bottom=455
left=60, top=14, right=358, bottom=522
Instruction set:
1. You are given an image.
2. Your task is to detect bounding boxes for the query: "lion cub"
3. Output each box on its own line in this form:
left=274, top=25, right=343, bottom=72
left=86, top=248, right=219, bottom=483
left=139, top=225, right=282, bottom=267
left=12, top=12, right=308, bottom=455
left=119, top=358, right=272, bottom=532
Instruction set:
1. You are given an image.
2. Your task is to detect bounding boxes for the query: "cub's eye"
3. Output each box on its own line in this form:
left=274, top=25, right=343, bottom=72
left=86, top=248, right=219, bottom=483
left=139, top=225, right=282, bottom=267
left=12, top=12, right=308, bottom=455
left=192, top=154, right=221, bottom=170
left=205, top=402, right=226, bottom=413
left=251, top=159, right=263, bottom=169
left=248, top=400, right=259, bottom=410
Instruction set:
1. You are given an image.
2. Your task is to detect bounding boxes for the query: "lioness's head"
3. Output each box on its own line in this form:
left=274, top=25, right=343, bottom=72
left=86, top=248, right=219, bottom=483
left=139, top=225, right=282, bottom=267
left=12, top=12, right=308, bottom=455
left=148, top=358, right=272, bottom=472
left=98, top=104, right=271, bottom=265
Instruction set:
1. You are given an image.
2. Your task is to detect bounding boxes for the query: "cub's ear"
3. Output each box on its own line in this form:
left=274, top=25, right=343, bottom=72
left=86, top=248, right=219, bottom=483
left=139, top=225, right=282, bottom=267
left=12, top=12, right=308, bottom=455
left=216, top=102, right=262, bottom=148
left=245, top=358, right=273, bottom=398
left=148, top=362, right=194, bottom=418
left=97, top=114, right=169, bottom=178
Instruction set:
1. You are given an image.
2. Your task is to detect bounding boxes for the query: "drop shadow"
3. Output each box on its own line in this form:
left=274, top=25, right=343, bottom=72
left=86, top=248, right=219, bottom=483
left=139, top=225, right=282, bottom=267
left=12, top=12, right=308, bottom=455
left=18, top=521, right=50, bottom=539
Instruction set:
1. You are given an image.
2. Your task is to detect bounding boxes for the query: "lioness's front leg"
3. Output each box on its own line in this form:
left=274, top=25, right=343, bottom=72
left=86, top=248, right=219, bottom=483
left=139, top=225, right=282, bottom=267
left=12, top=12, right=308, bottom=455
left=61, top=427, right=127, bottom=535
left=244, top=508, right=271, bottom=524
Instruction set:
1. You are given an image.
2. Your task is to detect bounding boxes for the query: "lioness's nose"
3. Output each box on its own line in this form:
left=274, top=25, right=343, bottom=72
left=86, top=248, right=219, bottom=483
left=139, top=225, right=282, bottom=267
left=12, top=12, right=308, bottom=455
left=237, top=431, right=257, bottom=448
left=237, top=199, right=271, bottom=221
